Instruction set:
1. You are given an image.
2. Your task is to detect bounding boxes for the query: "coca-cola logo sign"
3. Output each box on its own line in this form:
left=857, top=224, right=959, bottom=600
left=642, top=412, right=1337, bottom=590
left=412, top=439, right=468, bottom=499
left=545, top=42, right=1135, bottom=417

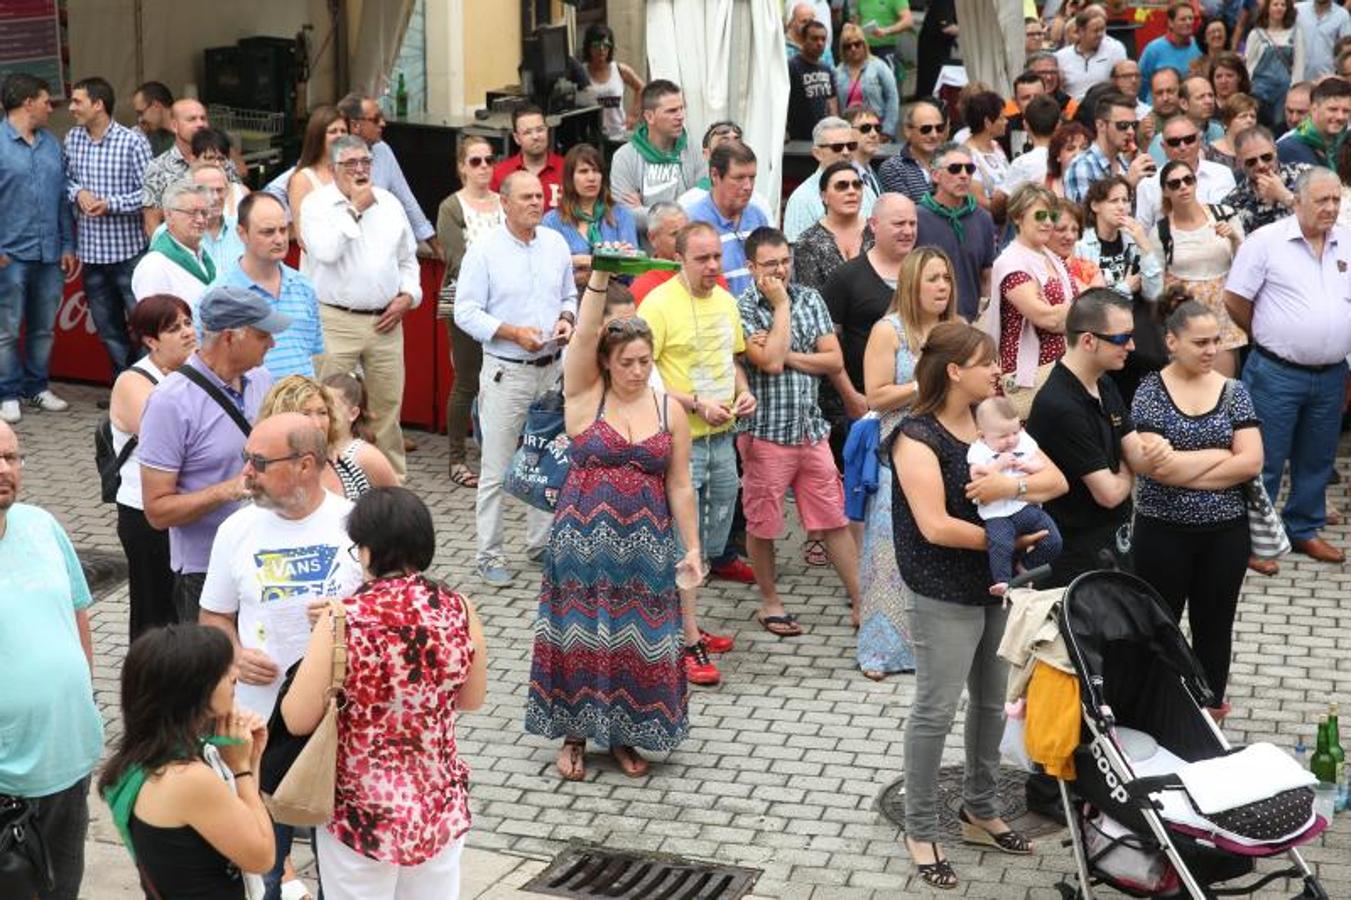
left=57, top=289, right=98, bottom=335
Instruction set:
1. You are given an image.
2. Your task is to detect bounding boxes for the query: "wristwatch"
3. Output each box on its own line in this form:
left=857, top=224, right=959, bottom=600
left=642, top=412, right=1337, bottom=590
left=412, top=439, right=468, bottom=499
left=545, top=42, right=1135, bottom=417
left=557, top=311, right=576, bottom=325
left=1016, top=478, right=1029, bottom=499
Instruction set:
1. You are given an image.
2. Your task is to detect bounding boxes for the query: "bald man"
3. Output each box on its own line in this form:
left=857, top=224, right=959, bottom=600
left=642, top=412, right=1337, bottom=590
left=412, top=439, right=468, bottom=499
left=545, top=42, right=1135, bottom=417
left=142, top=98, right=239, bottom=234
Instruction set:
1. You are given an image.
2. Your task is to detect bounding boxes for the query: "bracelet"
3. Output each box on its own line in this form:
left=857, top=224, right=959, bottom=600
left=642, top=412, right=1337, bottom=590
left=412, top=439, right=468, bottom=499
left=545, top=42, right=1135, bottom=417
left=232, top=770, right=253, bottom=779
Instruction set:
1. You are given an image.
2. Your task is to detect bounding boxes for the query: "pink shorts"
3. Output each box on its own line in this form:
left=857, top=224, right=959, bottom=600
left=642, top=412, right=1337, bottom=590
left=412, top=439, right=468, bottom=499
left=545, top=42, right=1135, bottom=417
left=737, top=434, right=848, bottom=539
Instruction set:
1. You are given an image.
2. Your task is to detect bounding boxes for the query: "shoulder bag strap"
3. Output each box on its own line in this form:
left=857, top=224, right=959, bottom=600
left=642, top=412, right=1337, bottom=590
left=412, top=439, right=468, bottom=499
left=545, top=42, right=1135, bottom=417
left=1221, top=377, right=1237, bottom=417
left=130, top=366, right=159, bottom=386
left=178, top=365, right=252, bottom=437
left=328, top=599, right=347, bottom=690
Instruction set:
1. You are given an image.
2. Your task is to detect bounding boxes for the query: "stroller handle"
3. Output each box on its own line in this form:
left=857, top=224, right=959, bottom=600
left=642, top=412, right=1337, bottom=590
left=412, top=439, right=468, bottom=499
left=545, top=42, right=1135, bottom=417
left=1008, top=564, right=1054, bottom=590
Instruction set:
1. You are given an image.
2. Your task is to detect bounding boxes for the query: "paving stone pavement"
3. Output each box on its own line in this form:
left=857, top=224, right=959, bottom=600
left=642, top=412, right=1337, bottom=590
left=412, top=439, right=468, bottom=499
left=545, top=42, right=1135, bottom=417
left=13, top=383, right=1351, bottom=899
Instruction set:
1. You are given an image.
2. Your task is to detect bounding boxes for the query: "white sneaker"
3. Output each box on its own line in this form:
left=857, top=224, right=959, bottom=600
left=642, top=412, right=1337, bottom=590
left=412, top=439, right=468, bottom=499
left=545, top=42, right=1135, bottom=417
left=0, top=399, right=18, bottom=423
left=26, top=389, right=69, bottom=412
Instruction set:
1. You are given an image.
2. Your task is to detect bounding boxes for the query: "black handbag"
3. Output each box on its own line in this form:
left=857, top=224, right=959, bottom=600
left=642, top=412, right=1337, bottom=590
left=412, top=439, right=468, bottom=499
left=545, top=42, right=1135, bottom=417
left=0, top=794, right=54, bottom=897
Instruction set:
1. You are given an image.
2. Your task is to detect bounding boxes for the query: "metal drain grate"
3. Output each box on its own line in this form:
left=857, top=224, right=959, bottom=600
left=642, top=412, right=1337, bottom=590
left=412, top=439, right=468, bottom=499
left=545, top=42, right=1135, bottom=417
left=876, top=764, right=1065, bottom=840
left=522, top=844, right=760, bottom=899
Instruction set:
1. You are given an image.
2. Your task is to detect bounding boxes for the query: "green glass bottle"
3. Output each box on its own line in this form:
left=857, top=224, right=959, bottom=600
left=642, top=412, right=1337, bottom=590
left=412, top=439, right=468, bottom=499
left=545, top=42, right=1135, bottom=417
left=1311, top=720, right=1337, bottom=785
left=395, top=72, right=408, bottom=118
left=1328, top=703, right=1345, bottom=786
left=590, top=248, right=681, bottom=276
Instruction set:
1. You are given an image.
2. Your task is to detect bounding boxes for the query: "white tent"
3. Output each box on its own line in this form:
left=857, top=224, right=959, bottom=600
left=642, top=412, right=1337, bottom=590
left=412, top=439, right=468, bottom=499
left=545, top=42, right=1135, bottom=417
left=954, top=0, right=1026, bottom=97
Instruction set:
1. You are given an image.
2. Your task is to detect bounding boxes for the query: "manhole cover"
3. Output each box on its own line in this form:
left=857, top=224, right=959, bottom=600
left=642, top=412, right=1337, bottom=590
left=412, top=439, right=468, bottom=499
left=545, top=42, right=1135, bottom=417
left=77, top=548, right=128, bottom=595
left=522, top=843, right=760, bottom=899
left=876, top=765, right=1064, bottom=840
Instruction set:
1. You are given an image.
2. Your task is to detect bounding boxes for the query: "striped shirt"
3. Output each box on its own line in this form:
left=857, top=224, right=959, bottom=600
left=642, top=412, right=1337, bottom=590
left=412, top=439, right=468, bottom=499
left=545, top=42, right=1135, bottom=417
left=64, top=121, right=152, bottom=263
left=686, top=193, right=769, bottom=298
left=218, top=260, right=325, bottom=377
left=877, top=145, right=934, bottom=203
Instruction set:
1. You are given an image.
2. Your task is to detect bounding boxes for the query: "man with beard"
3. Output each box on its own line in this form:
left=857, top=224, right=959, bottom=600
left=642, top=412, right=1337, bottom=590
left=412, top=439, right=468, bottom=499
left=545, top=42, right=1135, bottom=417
left=199, top=411, right=364, bottom=898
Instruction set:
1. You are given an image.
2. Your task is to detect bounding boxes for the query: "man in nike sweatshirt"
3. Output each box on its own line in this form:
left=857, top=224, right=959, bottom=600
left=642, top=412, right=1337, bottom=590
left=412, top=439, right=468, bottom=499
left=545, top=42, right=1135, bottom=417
left=611, top=79, right=706, bottom=232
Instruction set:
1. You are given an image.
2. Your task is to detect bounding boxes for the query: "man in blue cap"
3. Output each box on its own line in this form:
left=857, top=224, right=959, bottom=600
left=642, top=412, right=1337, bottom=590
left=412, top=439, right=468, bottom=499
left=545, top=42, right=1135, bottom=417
left=138, top=284, right=290, bottom=622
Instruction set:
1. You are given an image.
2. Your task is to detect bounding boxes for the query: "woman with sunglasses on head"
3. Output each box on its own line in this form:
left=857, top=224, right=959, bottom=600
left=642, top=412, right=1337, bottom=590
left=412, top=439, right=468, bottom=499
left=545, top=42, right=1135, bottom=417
left=542, top=143, right=639, bottom=281
left=834, top=23, right=899, bottom=137
left=437, top=134, right=503, bottom=489
left=794, top=160, right=876, bottom=293
left=286, top=105, right=349, bottom=255
left=1150, top=159, right=1246, bottom=375
left=988, top=184, right=1077, bottom=408
left=578, top=24, right=645, bottom=142
left=525, top=263, right=699, bottom=782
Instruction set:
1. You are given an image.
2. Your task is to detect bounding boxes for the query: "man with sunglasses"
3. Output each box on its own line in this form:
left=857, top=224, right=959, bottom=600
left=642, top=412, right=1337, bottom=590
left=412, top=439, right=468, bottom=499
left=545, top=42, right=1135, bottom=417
left=139, top=285, right=287, bottom=623
left=1276, top=75, right=1351, bottom=166
left=914, top=143, right=996, bottom=321
left=1064, top=93, right=1156, bottom=204
left=844, top=105, right=886, bottom=196
left=1220, top=125, right=1310, bottom=233
left=787, top=19, right=840, bottom=141
left=878, top=99, right=946, bottom=202
left=1134, top=114, right=1236, bottom=231
left=199, top=412, right=364, bottom=899
left=784, top=116, right=879, bottom=240
left=491, top=104, right=566, bottom=211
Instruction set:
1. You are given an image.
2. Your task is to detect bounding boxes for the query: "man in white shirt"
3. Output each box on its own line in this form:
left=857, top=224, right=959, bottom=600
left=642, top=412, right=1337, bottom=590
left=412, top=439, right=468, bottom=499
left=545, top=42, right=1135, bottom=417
left=198, top=411, right=363, bottom=900
left=131, top=179, right=216, bottom=316
left=1055, top=5, right=1127, bottom=100
left=301, top=135, right=421, bottom=476
left=1134, top=114, right=1236, bottom=231
left=782, top=116, right=878, bottom=240
left=454, top=171, right=576, bottom=586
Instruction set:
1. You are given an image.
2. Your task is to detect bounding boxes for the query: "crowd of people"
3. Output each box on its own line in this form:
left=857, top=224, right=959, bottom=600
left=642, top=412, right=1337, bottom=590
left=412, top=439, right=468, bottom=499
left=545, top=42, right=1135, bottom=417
left=1, top=0, right=1350, bottom=897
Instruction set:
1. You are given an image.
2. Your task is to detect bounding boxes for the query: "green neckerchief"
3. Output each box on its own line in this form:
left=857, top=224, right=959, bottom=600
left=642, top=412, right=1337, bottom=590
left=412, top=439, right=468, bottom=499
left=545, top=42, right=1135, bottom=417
left=150, top=229, right=216, bottom=285
left=695, top=175, right=712, bottom=191
left=1290, top=117, right=1340, bottom=162
left=574, top=200, right=608, bottom=247
left=917, top=192, right=977, bottom=243
left=628, top=124, right=687, bottom=165
left=103, top=735, right=241, bottom=861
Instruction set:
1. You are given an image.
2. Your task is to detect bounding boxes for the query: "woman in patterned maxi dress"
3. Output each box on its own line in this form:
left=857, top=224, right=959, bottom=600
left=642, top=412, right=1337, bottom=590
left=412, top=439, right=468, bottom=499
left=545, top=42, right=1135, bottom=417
left=525, top=266, right=702, bottom=781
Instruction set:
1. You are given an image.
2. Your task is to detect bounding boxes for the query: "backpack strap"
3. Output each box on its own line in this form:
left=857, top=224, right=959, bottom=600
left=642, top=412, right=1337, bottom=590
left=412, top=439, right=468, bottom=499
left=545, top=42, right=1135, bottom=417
left=178, top=365, right=252, bottom=437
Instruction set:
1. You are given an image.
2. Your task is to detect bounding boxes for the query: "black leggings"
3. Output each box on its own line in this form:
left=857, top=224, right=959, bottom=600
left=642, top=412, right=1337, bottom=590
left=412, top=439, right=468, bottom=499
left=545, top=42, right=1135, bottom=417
left=117, top=503, right=176, bottom=641
left=1132, top=514, right=1250, bottom=703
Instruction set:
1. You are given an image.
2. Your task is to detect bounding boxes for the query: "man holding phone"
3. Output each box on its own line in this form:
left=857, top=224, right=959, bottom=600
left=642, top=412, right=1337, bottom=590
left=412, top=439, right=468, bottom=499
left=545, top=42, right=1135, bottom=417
left=1065, top=93, right=1156, bottom=204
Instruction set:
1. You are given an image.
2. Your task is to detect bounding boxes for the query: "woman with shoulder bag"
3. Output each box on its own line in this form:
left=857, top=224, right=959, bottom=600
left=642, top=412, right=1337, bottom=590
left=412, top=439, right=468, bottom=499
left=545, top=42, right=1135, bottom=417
left=100, top=624, right=275, bottom=899
left=282, top=487, right=488, bottom=899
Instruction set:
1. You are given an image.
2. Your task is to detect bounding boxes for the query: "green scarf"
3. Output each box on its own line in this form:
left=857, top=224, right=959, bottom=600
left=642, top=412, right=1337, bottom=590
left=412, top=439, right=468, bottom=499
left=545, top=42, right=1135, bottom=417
left=103, top=736, right=241, bottom=861
left=918, top=192, right=977, bottom=243
left=695, top=175, right=712, bottom=191
left=150, top=229, right=216, bottom=285
left=1290, top=117, right=1345, bottom=163
left=575, top=200, right=608, bottom=247
left=628, top=124, right=688, bottom=165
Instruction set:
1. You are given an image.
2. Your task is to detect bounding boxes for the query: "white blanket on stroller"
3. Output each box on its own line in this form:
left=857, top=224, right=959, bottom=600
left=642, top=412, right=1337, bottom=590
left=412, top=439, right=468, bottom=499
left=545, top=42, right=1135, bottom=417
left=1177, top=743, right=1317, bottom=814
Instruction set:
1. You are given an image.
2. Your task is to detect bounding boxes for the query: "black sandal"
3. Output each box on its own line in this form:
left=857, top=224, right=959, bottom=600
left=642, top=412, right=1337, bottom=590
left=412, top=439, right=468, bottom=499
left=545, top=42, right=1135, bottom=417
left=958, top=808, right=1032, bottom=854
left=905, top=836, right=958, bottom=890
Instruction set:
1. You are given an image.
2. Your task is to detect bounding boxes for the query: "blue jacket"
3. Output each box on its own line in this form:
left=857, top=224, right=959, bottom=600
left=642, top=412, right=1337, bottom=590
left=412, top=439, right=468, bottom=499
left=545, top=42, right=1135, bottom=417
left=833, top=57, right=900, bottom=136
left=842, top=415, right=882, bottom=523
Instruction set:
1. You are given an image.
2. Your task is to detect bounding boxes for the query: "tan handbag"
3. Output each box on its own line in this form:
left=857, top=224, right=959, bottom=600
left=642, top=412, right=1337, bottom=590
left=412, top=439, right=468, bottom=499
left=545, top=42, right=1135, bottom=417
left=265, top=601, right=347, bottom=827
left=1001, top=361, right=1056, bottom=422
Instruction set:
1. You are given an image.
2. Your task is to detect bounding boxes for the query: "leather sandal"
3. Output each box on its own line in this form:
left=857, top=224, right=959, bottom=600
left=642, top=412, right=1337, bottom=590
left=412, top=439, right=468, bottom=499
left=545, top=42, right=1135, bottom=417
left=611, top=745, right=649, bottom=778
left=904, top=835, right=958, bottom=890
left=958, top=808, right=1032, bottom=855
left=557, top=739, right=585, bottom=781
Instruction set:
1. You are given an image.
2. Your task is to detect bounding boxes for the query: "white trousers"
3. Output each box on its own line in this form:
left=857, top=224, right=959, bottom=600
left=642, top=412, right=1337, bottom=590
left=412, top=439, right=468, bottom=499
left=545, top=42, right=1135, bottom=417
left=316, top=828, right=463, bottom=900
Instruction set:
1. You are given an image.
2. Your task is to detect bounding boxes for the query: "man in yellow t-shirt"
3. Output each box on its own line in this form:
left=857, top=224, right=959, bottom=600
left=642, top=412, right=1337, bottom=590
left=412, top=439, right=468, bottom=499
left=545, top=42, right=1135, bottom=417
left=639, top=221, right=757, bottom=686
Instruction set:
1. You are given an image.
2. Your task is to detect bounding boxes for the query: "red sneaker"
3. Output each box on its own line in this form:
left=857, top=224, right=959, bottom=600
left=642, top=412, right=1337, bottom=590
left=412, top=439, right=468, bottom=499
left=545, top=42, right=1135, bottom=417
left=683, top=642, right=722, bottom=685
left=699, top=629, right=734, bottom=654
left=709, top=557, right=756, bottom=584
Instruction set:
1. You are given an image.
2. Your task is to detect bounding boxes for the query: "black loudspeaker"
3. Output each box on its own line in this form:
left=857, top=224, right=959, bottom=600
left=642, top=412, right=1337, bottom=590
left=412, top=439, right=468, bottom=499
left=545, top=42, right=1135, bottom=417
left=203, top=37, right=297, bottom=115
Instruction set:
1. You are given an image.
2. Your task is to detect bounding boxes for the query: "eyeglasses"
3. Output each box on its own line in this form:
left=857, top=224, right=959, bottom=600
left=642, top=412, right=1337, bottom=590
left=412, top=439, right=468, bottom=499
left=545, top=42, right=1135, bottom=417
left=240, top=450, right=301, bottom=472
left=843, top=40, right=865, bottom=49
left=1033, top=209, right=1061, bottom=223
left=171, top=207, right=209, bottom=220
left=1091, top=331, right=1135, bottom=346
left=337, top=158, right=373, bottom=171
left=830, top=178, right=863, bottom=191
left=352, top=114, right=385, bottom=125
left=347, top=544, right=363, bottom=562
left=944, top=162, right=977, bottom=175
left=0, top=452, right=24, bottom=468
left=1164, top=173, right=1197, bottom=190
left=1164, top=132, right=1199, bottom=148
left=818, top=141, right=859, bottom=153
left=911, top=123, right=943, bottom=135
left=466, top=155, right=495, bottom=167
left=1110, top=120, right=1138, bottom=132
left=855, top=122, right=880, bottom=134
left=1242, top=151, right=1275, bottom=168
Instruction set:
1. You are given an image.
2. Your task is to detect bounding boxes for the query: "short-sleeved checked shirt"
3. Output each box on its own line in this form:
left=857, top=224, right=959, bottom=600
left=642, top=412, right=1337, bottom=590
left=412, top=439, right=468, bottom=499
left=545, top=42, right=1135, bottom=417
left=736, top=281, right=834, bottom=446
left=65, top=122, right=153, bottom=263
left=1063, top=143, right=1130, bottom=204
left=142, top=144, right=240, bottom=210
left=218, top=261, right=325, bottom=378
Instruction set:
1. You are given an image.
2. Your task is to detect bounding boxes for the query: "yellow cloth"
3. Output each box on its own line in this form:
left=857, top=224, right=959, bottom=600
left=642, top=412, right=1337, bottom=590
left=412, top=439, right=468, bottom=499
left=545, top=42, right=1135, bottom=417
left=1024, top=661, right=1080, bottom=779
left=638, top=276, right=746, bottom=439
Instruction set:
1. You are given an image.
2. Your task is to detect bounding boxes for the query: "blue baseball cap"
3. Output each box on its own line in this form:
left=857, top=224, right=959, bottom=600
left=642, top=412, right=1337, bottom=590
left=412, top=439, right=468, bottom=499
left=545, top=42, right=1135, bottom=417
left=198, top=285, right=292, bottom=334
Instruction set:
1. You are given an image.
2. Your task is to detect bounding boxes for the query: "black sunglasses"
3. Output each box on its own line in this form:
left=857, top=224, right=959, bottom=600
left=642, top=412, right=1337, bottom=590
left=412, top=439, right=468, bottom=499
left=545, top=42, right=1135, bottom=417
left=1109, top=120, right=1138, bottom=132
left=1242, top=151, right=1275, bottom=168
left=241, top=450, right=302, bottom=472
left=1164, top=132, right=1199, bottom=148
left=1091, top=331, right=1135, bottom=346
left=819, top=141, right=859, bottom=153
left=842, top=40, right=865, bottom=49
left=1164, top=173, right=1197, bottom=190
left=830, top=178, right=864, bottom=191
left=912, top=123, right=943, bottom=135
left=856, top=122, right=880, bottom=134
left=944, top=162, right=977, bottom=175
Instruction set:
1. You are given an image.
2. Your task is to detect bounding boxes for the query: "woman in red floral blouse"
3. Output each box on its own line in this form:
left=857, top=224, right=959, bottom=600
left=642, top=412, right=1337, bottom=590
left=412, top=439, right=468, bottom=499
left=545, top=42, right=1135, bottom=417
left=284, top=487, right=488, bottom=899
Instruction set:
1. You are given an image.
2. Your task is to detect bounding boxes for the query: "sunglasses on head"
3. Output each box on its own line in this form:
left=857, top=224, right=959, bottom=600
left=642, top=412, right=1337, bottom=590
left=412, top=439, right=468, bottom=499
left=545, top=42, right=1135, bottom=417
left=912, top=123, right=943, bottom=135
left=1164, top=173, right=1197, bottom=190
left=1242, top=151, right=1275, bottom=168
left=944, top=162, right=977, bottom=175
left=710, top=124, right=742, bottom=140
left=819, top=141, right=859, bottom=153
left=1033, top=209, right=1061, bottom=223
left=856, top=122, right=880, bottom=134
left=605, top=317, right=652, bottom=337
left=831, top=178, right=863, bottom=191
left=1109, top=119, right=1138, bottom=132
left=466, top=154, right=494, bottom=167
left=1164, top=132, right=1199, bottom=148
left=1091, top=331, right=1134, bottom=346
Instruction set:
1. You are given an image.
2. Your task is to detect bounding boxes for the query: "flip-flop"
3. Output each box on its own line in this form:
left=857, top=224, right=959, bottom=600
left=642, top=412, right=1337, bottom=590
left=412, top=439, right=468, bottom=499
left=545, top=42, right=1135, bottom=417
left=449, top=463, right=479, bottom=488
left=755, top=612, right=804, bottom=637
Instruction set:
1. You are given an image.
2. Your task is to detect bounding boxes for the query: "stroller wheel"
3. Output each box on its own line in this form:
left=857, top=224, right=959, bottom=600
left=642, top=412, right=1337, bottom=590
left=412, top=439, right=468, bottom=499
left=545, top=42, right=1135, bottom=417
left=1054, top=882, right=1082, bottom=900
left=1293, top=876, right=1330, bottom=900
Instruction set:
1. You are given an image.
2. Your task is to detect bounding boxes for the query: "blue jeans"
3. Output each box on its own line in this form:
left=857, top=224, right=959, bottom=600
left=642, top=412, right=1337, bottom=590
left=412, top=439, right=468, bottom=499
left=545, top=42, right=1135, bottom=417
left=0, top=258, right=63, bottom=401
left=1242, top=350, right=1348, bottom=541
left=81, top=256, right=140, bottom=373
left=262, top=821, right=295, bottom=900
left=688, top=431, right=739, bottom=562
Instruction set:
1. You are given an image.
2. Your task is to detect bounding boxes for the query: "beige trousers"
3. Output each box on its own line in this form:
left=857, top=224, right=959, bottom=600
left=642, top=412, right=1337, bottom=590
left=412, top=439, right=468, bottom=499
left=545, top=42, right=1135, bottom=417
left=315, top=304, right=406, bottom=475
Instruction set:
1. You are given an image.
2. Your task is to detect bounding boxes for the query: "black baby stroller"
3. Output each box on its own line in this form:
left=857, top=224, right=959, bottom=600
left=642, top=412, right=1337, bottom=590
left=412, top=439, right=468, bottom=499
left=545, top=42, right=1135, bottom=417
left=1052, top=570, right=1329, bottom=899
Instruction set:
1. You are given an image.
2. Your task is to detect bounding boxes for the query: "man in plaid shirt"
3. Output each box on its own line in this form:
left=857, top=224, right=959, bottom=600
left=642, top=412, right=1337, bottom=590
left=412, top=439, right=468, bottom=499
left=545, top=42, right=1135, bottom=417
left=736, top=226, right=861, bottom=638
left=65, top=77, right=152, bottom=373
